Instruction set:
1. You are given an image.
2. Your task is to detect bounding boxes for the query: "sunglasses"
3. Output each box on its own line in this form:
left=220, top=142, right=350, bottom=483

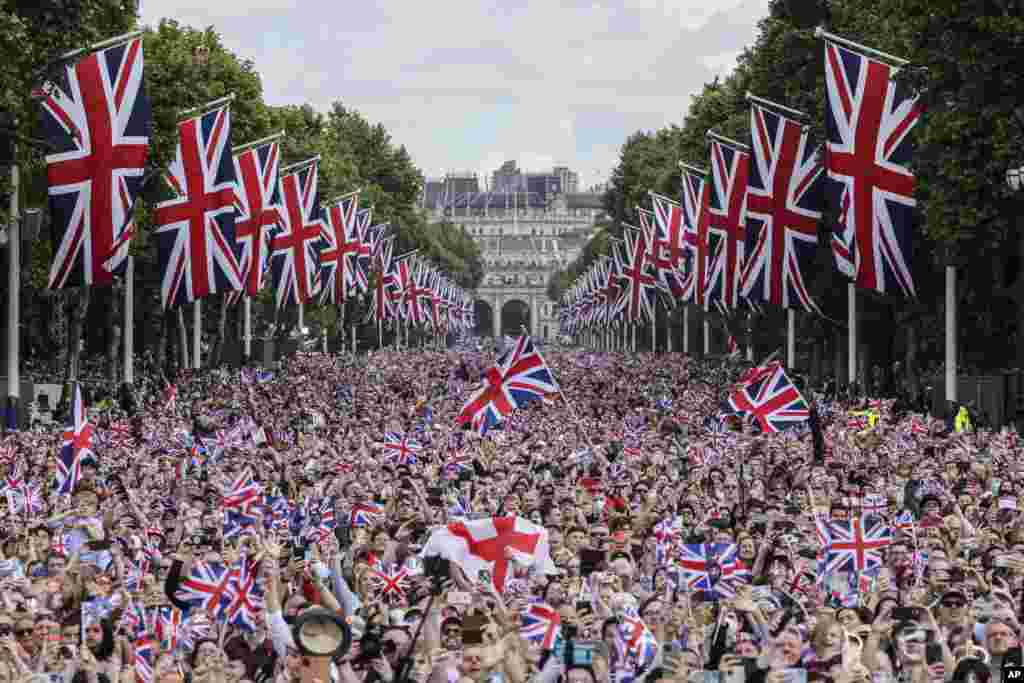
left=15, top=629, right=33, bottom=637
left=941, top=601, right=966, bottom=609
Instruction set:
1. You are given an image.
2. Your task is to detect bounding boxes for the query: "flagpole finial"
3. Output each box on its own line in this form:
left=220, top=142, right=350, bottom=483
left=814, top=26, right=826, bottom=38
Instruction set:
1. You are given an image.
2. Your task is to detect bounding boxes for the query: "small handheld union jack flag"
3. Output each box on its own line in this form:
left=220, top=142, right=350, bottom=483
left=820, top=516, right=893, bottom=573
left=676, top=543, right=749, bottom=598
left=381, top=432, right=422, bottom=466
left=369, top=564, right=410, bottom=605
left=520, top=603, right=561, bottom=651
left=226, top=556, right=264, bottom=632
left=456, top=336, right=558, bottom=435
left=57, top=383, right=92, bottom=495
left=727, top=361, right=809, bottom=433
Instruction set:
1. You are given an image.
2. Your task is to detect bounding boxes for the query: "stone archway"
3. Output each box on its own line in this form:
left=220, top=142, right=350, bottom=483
left=501, top=299, right=531, bottom=337
left=474, top=300, right=495, bottom=338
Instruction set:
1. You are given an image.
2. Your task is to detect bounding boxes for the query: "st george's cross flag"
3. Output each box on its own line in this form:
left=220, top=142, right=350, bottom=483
left=420, top=516, right=557, bottom=594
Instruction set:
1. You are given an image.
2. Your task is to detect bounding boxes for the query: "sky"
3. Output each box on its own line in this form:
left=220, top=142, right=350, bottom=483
left=140, top=0, right=772, bottom=191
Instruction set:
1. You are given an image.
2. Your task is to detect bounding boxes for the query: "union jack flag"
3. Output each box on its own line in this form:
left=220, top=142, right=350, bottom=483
left=40, top=36, right=150, bottom=289
left=676, top=543, right=749, bottom=597
left=5, top=483, right=43, bottom=517
left=350, top=500, right=385, bottom=527
left=615, top=228, right=658, bottom=323
left=819, top=516, right=893, bottom=573
left=57, top=383, right=92, bottom=494
left=705, top=134, right=750, bottom=311
left=456, top=336, right=559, bottom=435
left=368, top=237, right=398, bottom=323
left=382, top=432, right=423, bottom=466
left=520, top=603, right=561, bottom=650
left=352, top=207, right=374, bottom=293
left=319, top=191, right=360, bottom=305
left=823, top=34, right=921, bottom=297
left=232, top=137, right=285, bottom=298
left=154, top=105, right=242, bottom=308
left=155, top=606, right=183, bottom=652
left=893, top=509, right=916, bottom=532
left=302, top=496, right=336, bottom=544
left=618, top=615, right=659, bottom=671
left=727, top=361, right=809, bottom=433
left=226, top=556, right=263, bottom=632
left=741, top=99, right=823, bottom=312
left=649, top=192, right=693, bottom=303
left=369, top=564, right=410, bottom=605
left=680, top=165, right=711, bottom=305
left=134, top=636, right=155, bottom=683
left=270, top=158, right=326, bottom=308
left=222, top=468, right=260, bottom=511
left=175, top=561, right=234, bottom=616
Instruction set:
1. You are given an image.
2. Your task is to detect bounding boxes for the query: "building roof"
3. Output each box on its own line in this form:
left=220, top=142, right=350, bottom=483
left=565, top=193, right=605, bottom=210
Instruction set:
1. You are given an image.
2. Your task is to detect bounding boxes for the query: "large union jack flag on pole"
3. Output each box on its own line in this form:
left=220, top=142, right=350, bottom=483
left=456, top=336, right=559, bottom=434
left=679, top=164, right=711, bottom=306
left=741, top=96, right=823, bottom=313
left=271, top=157, right=325, bottom=308
left=646, top=195, right=690, bottom=303
left=727, top=361, right=810, bottom=433
left=705, top=132, right=750, bottom=311
left=40, top=33, right=150, bottom=289
left=232, top=133, right=285, bottom=299
left=154, top=100, right=242, bottom=308
left=821, top=30, right=921, bottom=297
left=319, top=191, right=361, bottom=305
left=615, top=227, right=658, bottom=323
left=352, top=207, right=374, bottom=294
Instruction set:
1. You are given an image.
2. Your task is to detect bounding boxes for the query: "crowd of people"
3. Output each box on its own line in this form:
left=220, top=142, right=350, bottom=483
left=0, top=343, right=1019, bottom=683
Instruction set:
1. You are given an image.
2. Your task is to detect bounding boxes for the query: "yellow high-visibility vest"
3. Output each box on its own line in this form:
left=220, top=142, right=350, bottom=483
left=955, top=406, right=973, bottom=433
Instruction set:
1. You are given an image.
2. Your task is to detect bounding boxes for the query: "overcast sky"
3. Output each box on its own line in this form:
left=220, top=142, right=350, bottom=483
left=140, top=0, right=771, bottom=190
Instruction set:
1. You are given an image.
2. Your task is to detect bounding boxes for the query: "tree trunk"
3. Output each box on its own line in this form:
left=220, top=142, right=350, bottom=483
left=834, top=326, right=844, bottom=389
left=177, top=308, right=189, bottom=370
left=905, top=318, right=919, bottom=402
left=66, top=286, right=91, bottom=384
left=811, top=332, right=823, bottom=385
left=209, top=294, right=229, bottom=368
left=47, top=290, right=68, bottom=378
left=156, top=309, right=170, bottom=376
left=106, top=286, right=122, bottom=384
left=1016, top=204, right=1024, bottom=372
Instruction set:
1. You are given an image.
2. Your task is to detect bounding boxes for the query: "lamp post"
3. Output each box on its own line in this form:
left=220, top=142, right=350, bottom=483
left=1009, top=165, right=1024, bottom=385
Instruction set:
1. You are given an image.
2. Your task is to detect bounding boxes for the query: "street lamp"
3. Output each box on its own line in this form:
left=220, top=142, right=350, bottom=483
left=1008, top=166, right=1023, bottom=192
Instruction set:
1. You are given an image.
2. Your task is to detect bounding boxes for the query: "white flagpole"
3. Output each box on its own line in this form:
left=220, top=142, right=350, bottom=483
left=703, top=317, right=710, bottom=355
left=745, top=309, right=754, bottom=362
left=123, top=255, right=134, bottom=384
left=946, top=262, right=957, bottom=402
left=683, top=306, right=690, bottom=354
left=192, top=299, right=202, bottom=369
left=787, top=308, right=796, bottom=369
left=298, top=301, right=304, bottom=334
left=848, top=283, right=857, bottom=387
left=651, top=308, right=657, bottom=353
left=5, top=160, right=19, bottom=429
left=243, top=297, right=252, bottom=359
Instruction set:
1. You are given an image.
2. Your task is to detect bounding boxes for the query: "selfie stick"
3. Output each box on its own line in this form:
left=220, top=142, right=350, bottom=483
left=393, top=564, right=444, bottom=683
